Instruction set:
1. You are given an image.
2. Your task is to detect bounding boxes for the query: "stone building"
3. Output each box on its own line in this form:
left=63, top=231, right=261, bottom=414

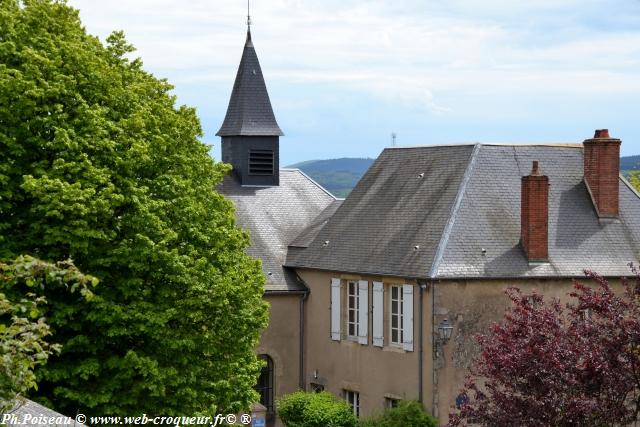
left=217, top=27, right=640, bottom=426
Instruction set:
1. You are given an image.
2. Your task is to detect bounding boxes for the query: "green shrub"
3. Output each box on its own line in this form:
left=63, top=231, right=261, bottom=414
left=359, top=400, right=438, bottom=427
left=277, top=391, right=357, bottom=427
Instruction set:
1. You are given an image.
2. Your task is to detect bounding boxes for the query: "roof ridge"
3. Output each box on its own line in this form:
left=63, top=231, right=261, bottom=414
left=429, top=143, right=482, bottom=278
left=384, top=142, right=583, bottom=150
left=290, top=168, right=339, bottom=200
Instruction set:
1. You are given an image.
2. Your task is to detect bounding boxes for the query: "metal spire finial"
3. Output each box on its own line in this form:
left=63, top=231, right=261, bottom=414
left=247, top=0, right=251, bottom=32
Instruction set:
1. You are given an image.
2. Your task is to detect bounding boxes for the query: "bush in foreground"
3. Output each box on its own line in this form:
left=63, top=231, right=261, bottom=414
left=278, top=391, right=357, bottom=427
left=359, top=400, right=438, bottom=427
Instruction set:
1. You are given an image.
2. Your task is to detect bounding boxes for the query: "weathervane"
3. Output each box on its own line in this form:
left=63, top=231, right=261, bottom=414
left=247, top=0, right=251, bottom=31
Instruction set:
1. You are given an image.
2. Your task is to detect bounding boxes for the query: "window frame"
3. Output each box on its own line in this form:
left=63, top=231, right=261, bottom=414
left=347, top=280, right=359, bottom=339
left=385, top=397, right=400, bottom=409
left=344, top=389, right=360, bottom=417
left=389, top=284, right=404, bottom=347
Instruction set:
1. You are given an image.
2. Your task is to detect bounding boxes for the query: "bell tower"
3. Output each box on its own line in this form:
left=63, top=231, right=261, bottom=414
left=217, top=29, right=283, bottom=186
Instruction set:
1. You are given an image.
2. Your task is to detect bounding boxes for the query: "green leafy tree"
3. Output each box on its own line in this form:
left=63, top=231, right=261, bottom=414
left=1, top=256, right=94, bottom=413
left=359, top=401, right=438, bottom=427
left=629, top=171, right=640, bottom=192
left=0, top=0, right=268, bottom=415
left=277, top=391, right=357, bottom=427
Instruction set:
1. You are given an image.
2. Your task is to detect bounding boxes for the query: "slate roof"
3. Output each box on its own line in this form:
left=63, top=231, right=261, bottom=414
left=220, top=169, right=336, bottom=292
left=216, top=31, right=283, bottom=137
left=286, top=145, right=476, bottom=278
left=286, top=143, right=640, bottom=279
left=7, top=398, right=86, bottom=427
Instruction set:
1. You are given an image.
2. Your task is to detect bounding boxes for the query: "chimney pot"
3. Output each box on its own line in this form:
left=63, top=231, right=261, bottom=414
left=531, top=160, right=540, bottom=176
left=594, top=129, right=610, bottom=138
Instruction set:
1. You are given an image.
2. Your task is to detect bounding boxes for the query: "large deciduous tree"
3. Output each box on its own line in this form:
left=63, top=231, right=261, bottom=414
left=0, top=0, right=268, bottom=415
left=448, top=268, right=640, bottom=427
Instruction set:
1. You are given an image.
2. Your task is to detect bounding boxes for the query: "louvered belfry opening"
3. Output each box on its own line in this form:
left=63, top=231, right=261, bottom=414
left=249, top=149, right=275, bottom=175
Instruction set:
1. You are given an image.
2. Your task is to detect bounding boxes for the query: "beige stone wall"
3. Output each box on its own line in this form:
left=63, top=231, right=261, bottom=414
left=297, top=269, right=434, bottom=420
left=258, top=294, right=302, bottom=427
left=293, top=269, right=629, bottom=425
left=433, top=277, right=627, bottom=424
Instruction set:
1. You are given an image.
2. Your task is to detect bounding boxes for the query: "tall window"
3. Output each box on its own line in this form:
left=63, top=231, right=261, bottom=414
left=347, top=281, right=359, bottom=338
left=390, top=285, right=404, bottom=346
left=344, top=390, right=360, bottom=417
left=256, top=355, right=274, bottom=414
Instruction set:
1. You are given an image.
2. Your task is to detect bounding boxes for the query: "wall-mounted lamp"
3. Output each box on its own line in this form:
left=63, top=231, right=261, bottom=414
left=433, top=318, right=454, bottom=360
left=438, top=319, right=454, bottom=342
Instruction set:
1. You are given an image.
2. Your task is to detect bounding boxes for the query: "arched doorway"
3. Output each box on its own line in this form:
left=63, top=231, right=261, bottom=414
left=256, top=354, right=275, bottom=424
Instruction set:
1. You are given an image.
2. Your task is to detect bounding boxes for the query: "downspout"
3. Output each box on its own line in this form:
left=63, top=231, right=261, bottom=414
left=418, top=280, right=426, bottom=404
left=299, top=289, right=309, bottom=390
left=431, top=279, right=437, bottom=417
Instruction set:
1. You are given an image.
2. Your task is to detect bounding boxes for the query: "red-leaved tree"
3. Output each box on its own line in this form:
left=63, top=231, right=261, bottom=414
left=448, top=266, right=640, bottom=427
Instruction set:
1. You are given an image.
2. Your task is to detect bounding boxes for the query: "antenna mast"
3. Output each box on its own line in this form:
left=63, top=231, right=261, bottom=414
left=392, top=132, right=397, bottom=146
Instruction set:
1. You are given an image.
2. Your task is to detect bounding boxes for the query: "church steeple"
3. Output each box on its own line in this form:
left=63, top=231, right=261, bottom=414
left=217, top=28, right=282, bottom=186
left=216, top=30, right=282, bottom=137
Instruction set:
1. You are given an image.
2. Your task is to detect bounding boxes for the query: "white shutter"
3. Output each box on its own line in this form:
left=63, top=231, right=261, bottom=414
left=357, top=280, right=369, bottom=344
left=331, top=278, right=341, bottom=341
left=372, top=281, right=384, bottom=347
left=402, top=284, right=414, bottom=351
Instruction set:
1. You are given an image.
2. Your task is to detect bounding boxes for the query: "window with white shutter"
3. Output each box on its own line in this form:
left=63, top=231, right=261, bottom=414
left=357, top=280, right=368, bottom=344
left=331, top=278, right=341, bottom=341
left=402, top=284, right=414, bottom=351
left=347, top=281, right=359, bottom=339
left=372, top=281, right=383, bottom=347
left=390, top=284, right=404, bottom=346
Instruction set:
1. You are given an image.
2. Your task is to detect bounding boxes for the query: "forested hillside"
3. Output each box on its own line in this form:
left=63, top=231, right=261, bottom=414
left=291, top=155, right=639, bottom=198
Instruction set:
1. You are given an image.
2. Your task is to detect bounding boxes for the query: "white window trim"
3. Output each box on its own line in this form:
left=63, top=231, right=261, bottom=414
left=347, top=280, right=359, bottom=340
left=344, top=390, right=360, bottom=417
left=389, top=284, right=404, bottom=347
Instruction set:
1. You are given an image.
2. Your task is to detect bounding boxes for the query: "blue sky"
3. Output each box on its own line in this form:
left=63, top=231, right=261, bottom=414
left=69, top=0, right=640, bottom=165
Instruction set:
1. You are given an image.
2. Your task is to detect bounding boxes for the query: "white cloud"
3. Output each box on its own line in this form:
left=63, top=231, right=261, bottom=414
left=68, top=0, right=640, bottom=115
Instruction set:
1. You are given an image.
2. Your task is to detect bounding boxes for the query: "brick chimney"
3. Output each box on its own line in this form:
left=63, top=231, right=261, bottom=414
left=521, top=161, right=549, bottom=262
left=583, top=129, right=621, bottom=218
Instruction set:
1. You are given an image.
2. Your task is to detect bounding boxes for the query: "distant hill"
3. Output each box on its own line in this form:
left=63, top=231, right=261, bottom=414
left=621, top=155, right=640, bottom=173
left=287, top=158, right=374, bottom=198
left=289, top=155, right=639, bottom=198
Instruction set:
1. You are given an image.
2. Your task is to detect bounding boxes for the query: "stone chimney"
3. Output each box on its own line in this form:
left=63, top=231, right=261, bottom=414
left=521, top=161, right=549, bottom=262
left=583, top=129, right=621, bottom=218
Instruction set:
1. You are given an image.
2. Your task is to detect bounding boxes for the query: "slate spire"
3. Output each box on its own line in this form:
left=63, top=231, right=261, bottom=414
left=216, top=29, right=283, bottom=136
